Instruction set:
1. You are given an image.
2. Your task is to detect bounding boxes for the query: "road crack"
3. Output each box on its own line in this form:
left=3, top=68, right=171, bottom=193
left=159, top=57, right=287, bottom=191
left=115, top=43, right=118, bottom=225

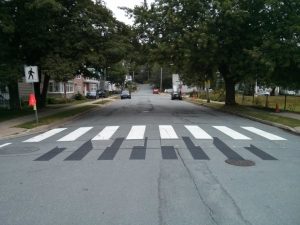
left=176, top=148, right=219, bottom=225
left=176, top=148, right=252, bottom=225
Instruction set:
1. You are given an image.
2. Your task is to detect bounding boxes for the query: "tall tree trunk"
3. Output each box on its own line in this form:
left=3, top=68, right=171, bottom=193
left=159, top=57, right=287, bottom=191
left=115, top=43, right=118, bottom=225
left=40, top=73, right=50, bottom=108
left=64, top=82, right=67, bottom=103
left=224, top=77, right=236, bottom=105
left=206, top=86, right=210, bottom=103
left=219, top=64, right=236, bottom=105
left=8, top=80, right=21, bottom=110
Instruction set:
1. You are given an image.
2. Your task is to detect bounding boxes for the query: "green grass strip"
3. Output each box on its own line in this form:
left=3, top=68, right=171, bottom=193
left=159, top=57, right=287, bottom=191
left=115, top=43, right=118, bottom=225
left=0, top=108, right=33, bottom=122
left=17, top=105, right=96, bottom=129
left=92, top=100, right=111, bottom=105
left=189, top=99, right=300, bottom=128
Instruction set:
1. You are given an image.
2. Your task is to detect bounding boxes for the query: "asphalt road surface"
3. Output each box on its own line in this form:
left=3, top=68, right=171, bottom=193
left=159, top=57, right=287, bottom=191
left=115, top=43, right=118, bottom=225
left=0, top=84, right=299, bottom=225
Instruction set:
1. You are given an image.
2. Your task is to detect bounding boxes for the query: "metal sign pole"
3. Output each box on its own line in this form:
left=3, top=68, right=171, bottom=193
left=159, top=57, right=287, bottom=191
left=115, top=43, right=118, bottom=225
left=32, top=83, right=39, bottom=124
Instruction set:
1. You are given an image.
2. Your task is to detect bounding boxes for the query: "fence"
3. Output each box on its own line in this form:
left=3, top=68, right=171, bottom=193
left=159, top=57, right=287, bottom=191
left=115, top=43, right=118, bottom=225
left=236, top=94, right=300, bottom=113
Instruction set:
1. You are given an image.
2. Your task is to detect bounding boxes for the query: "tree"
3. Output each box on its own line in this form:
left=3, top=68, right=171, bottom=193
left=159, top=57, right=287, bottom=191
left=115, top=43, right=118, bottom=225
left=131, top=0, right=299, bottom=105
left=251, top=0, right=300, bottom=89
left=1, top=0, right=131, bottom=109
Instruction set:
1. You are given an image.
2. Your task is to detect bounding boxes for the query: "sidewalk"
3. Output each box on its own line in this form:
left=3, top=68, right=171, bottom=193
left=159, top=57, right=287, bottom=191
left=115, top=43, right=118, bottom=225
left=0, top=97, right=115, bottom=140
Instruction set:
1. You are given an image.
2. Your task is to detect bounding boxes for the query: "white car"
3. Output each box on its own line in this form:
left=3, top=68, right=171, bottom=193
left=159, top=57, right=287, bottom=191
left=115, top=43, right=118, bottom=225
left=256, top=91, right=270, bottom=96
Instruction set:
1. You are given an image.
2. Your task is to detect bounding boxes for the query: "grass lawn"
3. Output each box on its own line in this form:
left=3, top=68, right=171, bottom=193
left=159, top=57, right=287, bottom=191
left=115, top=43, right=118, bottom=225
left=0, top=99, right=93, bottom=123
left=236, top=95, right=300, bottom=113
left=17, top=105, right=96, bottom=129
left=189, top=98, right=300, bottom=128
left=93, top=100, right=111, bottom=105
left=0, top=108, right=33, bottom=123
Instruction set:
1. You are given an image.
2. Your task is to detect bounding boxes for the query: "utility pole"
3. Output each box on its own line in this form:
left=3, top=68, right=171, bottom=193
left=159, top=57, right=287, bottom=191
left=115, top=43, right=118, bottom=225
left=160, top=67, right=163, bottom=92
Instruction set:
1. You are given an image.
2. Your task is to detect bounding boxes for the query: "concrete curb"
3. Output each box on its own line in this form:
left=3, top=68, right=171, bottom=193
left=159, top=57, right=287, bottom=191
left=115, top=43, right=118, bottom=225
left=185, top=98, right=300, bottom=136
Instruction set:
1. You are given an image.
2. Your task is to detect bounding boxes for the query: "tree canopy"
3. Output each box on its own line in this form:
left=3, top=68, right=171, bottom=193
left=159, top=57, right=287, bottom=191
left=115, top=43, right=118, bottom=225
left=0, top=0, right=132, bottom=109
left=131, top=0, right=300, bottom=105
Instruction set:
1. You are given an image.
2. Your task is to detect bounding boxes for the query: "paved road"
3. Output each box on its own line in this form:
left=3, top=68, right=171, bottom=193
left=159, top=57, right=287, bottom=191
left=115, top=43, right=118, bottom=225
left=0, top=84, right=299, bottom=225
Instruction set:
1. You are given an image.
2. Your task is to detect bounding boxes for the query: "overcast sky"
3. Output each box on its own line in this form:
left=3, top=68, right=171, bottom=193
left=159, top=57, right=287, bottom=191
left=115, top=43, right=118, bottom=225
left=102, top=0, right=155, bottom=25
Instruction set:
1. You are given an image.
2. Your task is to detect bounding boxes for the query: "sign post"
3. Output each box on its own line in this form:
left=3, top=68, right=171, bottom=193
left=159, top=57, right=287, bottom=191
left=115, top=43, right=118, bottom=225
left=25, top=66, right=39, bottom=124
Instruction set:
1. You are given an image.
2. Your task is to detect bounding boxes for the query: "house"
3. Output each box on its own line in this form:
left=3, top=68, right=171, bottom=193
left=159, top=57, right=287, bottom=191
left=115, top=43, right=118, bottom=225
left=18, top=74, right=100, bottom=100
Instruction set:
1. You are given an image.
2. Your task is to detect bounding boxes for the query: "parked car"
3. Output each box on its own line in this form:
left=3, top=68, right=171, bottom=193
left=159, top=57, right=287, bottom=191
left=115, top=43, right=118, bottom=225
left=287, top=90, right=296, bottom=96
left=86, top=91, right=98, bottom=99
left=97, top=90, right=109, bottom=98
left=256, top=91, right=270, bottom=96
left=120, top=90, right=131, bottom=99
left=171, top=91, right=182, bottom=100
left=153, top=88, right=159, bottom=94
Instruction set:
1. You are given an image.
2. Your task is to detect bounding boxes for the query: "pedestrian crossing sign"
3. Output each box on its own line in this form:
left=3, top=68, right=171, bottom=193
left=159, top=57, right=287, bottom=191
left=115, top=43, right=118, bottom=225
left=25, top=66, right=39, bottom=83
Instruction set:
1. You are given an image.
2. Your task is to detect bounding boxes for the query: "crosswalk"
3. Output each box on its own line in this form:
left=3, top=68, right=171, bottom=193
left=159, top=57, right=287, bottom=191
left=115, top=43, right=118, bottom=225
left=20, top=124, right=286, bottom=143
left=31, top=136, right=279, bottom=162
left=0, top=143, right=11, bottom=148
left=0, top=125, right=286, bottom=162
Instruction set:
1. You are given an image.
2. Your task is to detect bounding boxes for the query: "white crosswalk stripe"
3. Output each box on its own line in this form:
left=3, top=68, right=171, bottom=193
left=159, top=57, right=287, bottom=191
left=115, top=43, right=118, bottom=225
left=23, top=128, right=67, bottom=142
left=213, top=126, right=251, bottom=140
left=0, top=143, right=11, bottom=148
left=185, top=125, right=213, bottom=139
left=57, top=127, right=93, bottom=142
left=92, top=126, right=119, bottom=140
left=20, top=125, right=288, bottom=143
left=159, top=125, right=178, bottom=139
left=241, top=127, right=287, bottom=140
left=126, top=125, right=146, bottom=140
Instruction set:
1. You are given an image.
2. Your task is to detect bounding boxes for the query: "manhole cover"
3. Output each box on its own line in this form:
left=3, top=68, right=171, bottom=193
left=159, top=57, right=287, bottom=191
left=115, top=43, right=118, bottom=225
left=225, top=159, right=255, bottom=167
left=0, top=146, right=40, bottom=155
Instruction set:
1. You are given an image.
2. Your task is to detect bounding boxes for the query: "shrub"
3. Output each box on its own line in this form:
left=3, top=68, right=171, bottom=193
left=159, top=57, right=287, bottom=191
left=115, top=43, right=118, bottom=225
left=47, top=97, right=73, bottom=104
left=210, top=89, right=226, bottom=102
left=74, top=93, right=85, bottom=100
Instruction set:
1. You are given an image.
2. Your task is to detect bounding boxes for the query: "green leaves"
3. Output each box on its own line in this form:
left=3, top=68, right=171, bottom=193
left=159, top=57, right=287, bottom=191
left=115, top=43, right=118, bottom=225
left=132, top=0, right=300, bottom=104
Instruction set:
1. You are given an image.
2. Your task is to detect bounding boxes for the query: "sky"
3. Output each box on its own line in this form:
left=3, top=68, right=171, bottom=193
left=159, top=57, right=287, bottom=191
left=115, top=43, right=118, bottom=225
left=102, top=0, right=155, bottom=25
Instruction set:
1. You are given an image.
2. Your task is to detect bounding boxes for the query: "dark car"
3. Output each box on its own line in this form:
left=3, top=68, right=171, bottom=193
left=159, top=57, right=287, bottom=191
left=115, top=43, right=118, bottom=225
left=171, top=91, right=182, bottom=100
left=97, top=90, right=109, bottom=98
left=120, top=90, right=131, bottom=99
left=86, top=91, right=98, bottom=99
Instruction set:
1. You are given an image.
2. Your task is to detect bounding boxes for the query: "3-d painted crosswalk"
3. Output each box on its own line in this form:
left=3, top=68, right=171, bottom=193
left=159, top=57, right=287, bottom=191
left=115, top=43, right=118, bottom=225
left=3, top=124, right=284, bottom=162
left=213, top=126, right=251, bottom=140
left=184, top=125, right=213, bottom=139
left=241, top=127, right=287, bottom=140
left=92, top=126, right=119, bottom=140
left=159, top=125, right=179, bottom=139
left=126, top=125, right=146, bottom=140
left=23, top=128, right=67, bottom=142
left=21, top=125, right=287, bottom=143
left=32, top=137, right=278, bottom=162
left=57, top=127, right=93, bottom=142
left=0, top=143, right=11, bottom=148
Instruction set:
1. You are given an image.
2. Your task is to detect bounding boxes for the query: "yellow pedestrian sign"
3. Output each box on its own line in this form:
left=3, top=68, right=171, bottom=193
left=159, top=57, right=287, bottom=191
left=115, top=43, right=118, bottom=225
left=25, top=66, right=39, bottom=83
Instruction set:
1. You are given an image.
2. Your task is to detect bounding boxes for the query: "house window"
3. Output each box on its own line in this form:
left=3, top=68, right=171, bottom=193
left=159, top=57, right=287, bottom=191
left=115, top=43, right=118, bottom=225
left=90, top=83, right=97, bottom=91
left=48, top=81, right=73, bottom=93
left=66, top=82, right=74, bottom=93
left=48, top=81, right=62, bottom=93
